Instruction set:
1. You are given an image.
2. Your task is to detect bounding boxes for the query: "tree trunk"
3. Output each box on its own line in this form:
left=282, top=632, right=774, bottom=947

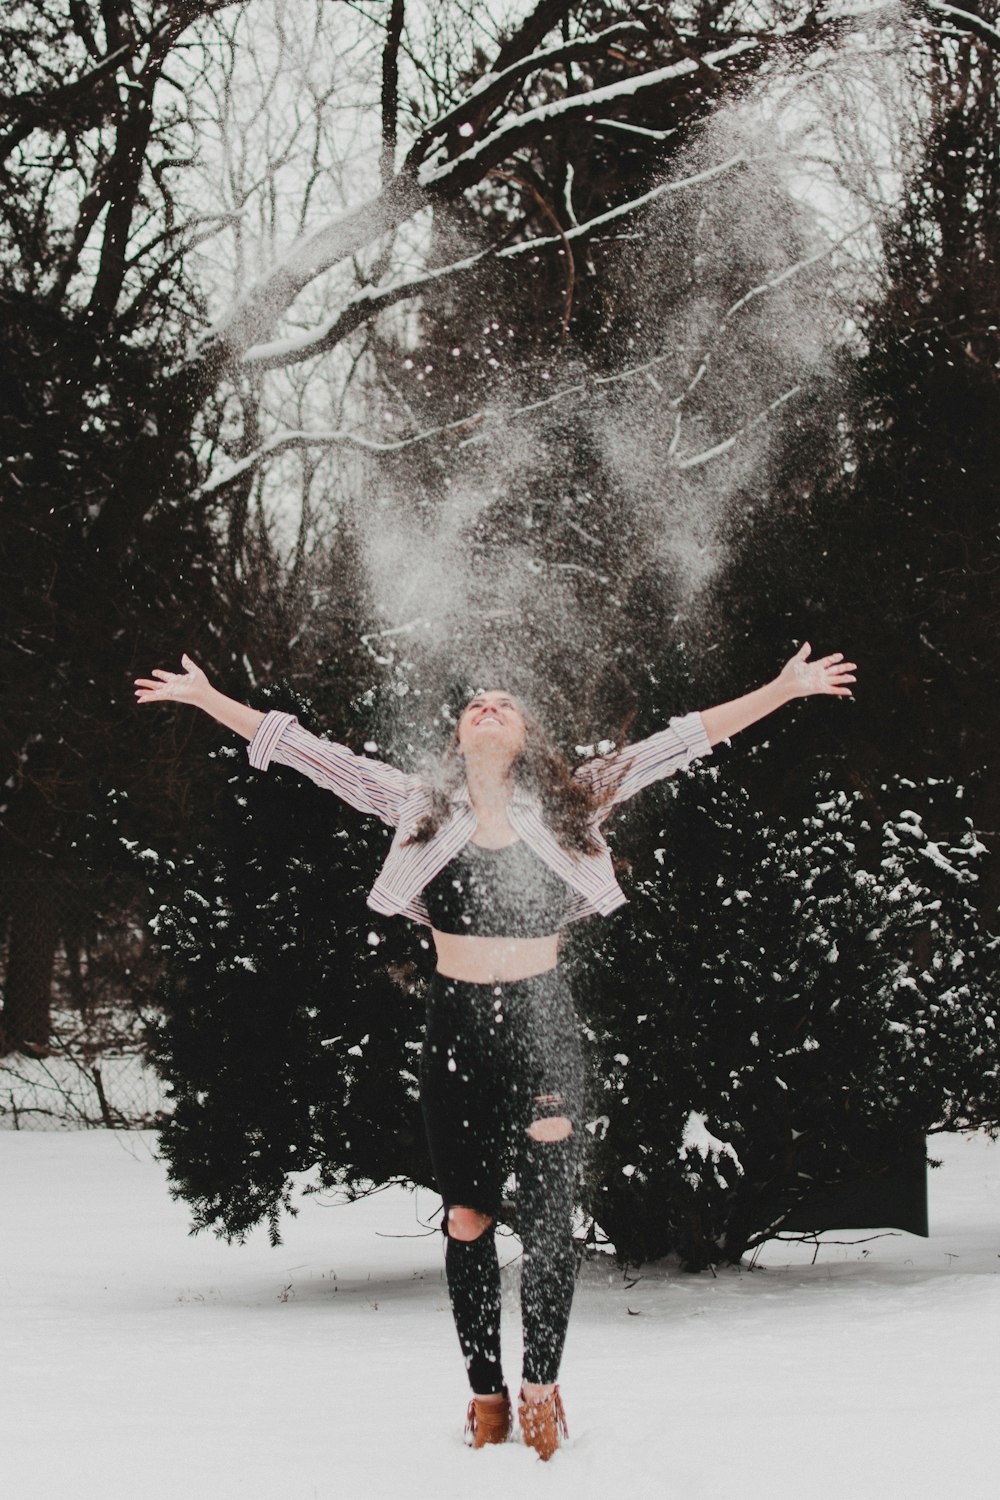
left=1, top=875, right=59, bottom=1054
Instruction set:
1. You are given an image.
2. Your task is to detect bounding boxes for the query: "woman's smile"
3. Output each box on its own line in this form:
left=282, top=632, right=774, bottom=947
left=457, top=691, right=528, bottom=757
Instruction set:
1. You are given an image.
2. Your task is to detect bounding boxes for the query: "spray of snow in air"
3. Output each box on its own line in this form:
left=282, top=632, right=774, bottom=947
left=348, top=14, right=909, bottom=750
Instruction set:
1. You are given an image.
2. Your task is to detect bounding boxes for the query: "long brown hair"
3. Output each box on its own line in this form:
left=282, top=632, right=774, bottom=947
left=405, top=701, right=618, bottom=855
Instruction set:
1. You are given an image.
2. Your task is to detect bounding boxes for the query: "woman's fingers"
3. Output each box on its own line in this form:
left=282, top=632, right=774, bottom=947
left=783, top=642, right=857, bottom=697
left=801, top=656, right=857, bottom=696
left=134, top=661, right=193, bottom=702
left=134, top=658, right=199, bottom=697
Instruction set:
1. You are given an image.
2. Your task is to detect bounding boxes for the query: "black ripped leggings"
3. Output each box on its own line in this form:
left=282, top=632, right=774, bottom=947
left=420, top=970, right=584, bottom=1394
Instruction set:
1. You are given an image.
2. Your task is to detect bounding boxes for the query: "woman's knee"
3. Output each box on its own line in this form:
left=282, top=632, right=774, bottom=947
left=526, top=1115, right=573, bottom=1142
left=447, top=1205, right=494, bottom=1241
left=527, top=1095, right=574, bottom=1143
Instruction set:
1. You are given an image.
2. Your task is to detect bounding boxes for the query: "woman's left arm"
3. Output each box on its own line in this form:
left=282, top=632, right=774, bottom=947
left=578, top=643, right=856, bottom=810
left=699, top=642, right=856, bottom=747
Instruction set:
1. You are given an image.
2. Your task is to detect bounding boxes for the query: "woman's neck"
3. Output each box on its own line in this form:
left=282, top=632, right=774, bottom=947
left=463, top=754, right=516, bottom=839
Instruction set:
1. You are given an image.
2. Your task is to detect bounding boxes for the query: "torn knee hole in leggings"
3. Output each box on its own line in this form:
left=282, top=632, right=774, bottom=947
left=446, top=1205, right=493, bottom=1241
left=527, top=1094, right=573, bottom=1141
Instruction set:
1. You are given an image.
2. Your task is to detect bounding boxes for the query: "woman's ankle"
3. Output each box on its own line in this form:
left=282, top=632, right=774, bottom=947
left=520, top=1381, right=555, bottom=1404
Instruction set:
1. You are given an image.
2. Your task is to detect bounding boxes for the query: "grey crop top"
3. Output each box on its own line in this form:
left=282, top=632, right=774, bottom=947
left=423, top=840, right=575, bottom=938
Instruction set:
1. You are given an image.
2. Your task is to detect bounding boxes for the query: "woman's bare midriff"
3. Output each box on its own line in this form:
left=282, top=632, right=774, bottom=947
left=431, top=930, right=560, bottom=984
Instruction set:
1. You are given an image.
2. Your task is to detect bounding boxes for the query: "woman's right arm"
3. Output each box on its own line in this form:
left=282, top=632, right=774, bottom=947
left=134, top=654, right=264, bottom=740
left=134, top=655, right=420, bottom=826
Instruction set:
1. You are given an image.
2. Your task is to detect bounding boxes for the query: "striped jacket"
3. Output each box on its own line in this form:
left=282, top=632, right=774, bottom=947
left=248, top=709, right=712, bottom=927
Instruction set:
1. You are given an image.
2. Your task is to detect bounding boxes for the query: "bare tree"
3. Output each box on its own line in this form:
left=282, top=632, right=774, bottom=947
left=3, top=0, right=997, bottom=1050
left=189, top=0, right=1000, bottom=503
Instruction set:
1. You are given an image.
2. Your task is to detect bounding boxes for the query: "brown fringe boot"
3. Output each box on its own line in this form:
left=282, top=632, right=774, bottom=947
left=465, top=1390, right=512, bottom=1448
left=518, top=1386, right=568, bottom=1461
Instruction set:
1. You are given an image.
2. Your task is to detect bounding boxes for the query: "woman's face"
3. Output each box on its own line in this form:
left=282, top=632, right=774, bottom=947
left=456, top=690, right=527, bottom=762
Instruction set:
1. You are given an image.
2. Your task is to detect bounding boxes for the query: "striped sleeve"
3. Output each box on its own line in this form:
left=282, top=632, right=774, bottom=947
left=247, top=710, right=421, bottom=827
left=577, top=711, right=712, bottom=810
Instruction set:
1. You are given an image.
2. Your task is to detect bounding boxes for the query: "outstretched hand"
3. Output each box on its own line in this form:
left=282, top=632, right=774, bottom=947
left=134, top=653, right=209, bottom=706
left=777, top=642, right=856, bottom=699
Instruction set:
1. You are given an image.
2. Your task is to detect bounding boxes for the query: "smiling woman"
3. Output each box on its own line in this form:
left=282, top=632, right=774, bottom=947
left=134, top=641, right=856, bottom=1458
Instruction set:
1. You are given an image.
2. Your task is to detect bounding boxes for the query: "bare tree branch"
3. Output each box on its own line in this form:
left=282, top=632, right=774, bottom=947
left=0, top=42, right=132, bottom=160
left=673, top=383, right=804, bottom=469
left=204, top=210, right=844, bottom=499
left=201, top=8, right=835, bottom=372
left=239, top=152, right=748, bottom=370
left=919, top=0, right=1000, bottom=51
left=403, top=19, right=648, bottom=164
left=489, top=168, right=575, bottom=334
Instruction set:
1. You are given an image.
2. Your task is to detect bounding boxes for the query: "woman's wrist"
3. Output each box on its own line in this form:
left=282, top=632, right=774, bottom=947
left=192, top=681, right=221, bottom=715
left=766, top=675, right=798, bottom=707
left=193, top=683, right=263, bottom=740
left=701, top=678, right=791, bottom=745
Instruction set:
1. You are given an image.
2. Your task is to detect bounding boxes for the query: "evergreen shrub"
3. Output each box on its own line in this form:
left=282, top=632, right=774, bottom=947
left=144, top=689, right=429, bottom=1245
left=145, top=714, right=1000, bottom=1265
left=579, top=764, right=1000, bottom=1267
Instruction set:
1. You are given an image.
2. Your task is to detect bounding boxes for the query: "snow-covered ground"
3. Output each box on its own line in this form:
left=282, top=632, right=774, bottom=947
left=4, top=1129, right=999, bottom=1500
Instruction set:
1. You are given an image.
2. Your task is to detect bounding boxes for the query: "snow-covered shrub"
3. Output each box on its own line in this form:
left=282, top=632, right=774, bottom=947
left=144, top=686, right=429, bottom=1243
left=577, top=767, right=1000, bottom=1268
left=146, top=700, right=1000, bottom=1269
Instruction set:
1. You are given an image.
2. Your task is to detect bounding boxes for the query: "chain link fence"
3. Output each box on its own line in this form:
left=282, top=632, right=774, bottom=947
left=1, top=1035, right=169, bottom=1130
left=0, top=875, right=171, bottom=1130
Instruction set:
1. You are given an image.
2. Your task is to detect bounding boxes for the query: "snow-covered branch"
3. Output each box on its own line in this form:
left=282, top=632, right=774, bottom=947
left=201, top=5, right=840, bottom=372
left=195, top=412, right=491, bottom=497
left=241, top=245, right=495, bottom=370
left=919, top=0, right=1000, bottom=50
left=673, top=384, right=804, bottom=470
left=672, top=220, right=871, bottom=409
left=201, top=176, right=426, bottom=361
left=204, top=346, right=804, bottom=499
left=503, top=152, right=749, bottom=260
left=417, top=38, right=761, bottom=189
left=405, top=20, right=647, bottom=163
left=242, top=153, right=748, bottom=371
